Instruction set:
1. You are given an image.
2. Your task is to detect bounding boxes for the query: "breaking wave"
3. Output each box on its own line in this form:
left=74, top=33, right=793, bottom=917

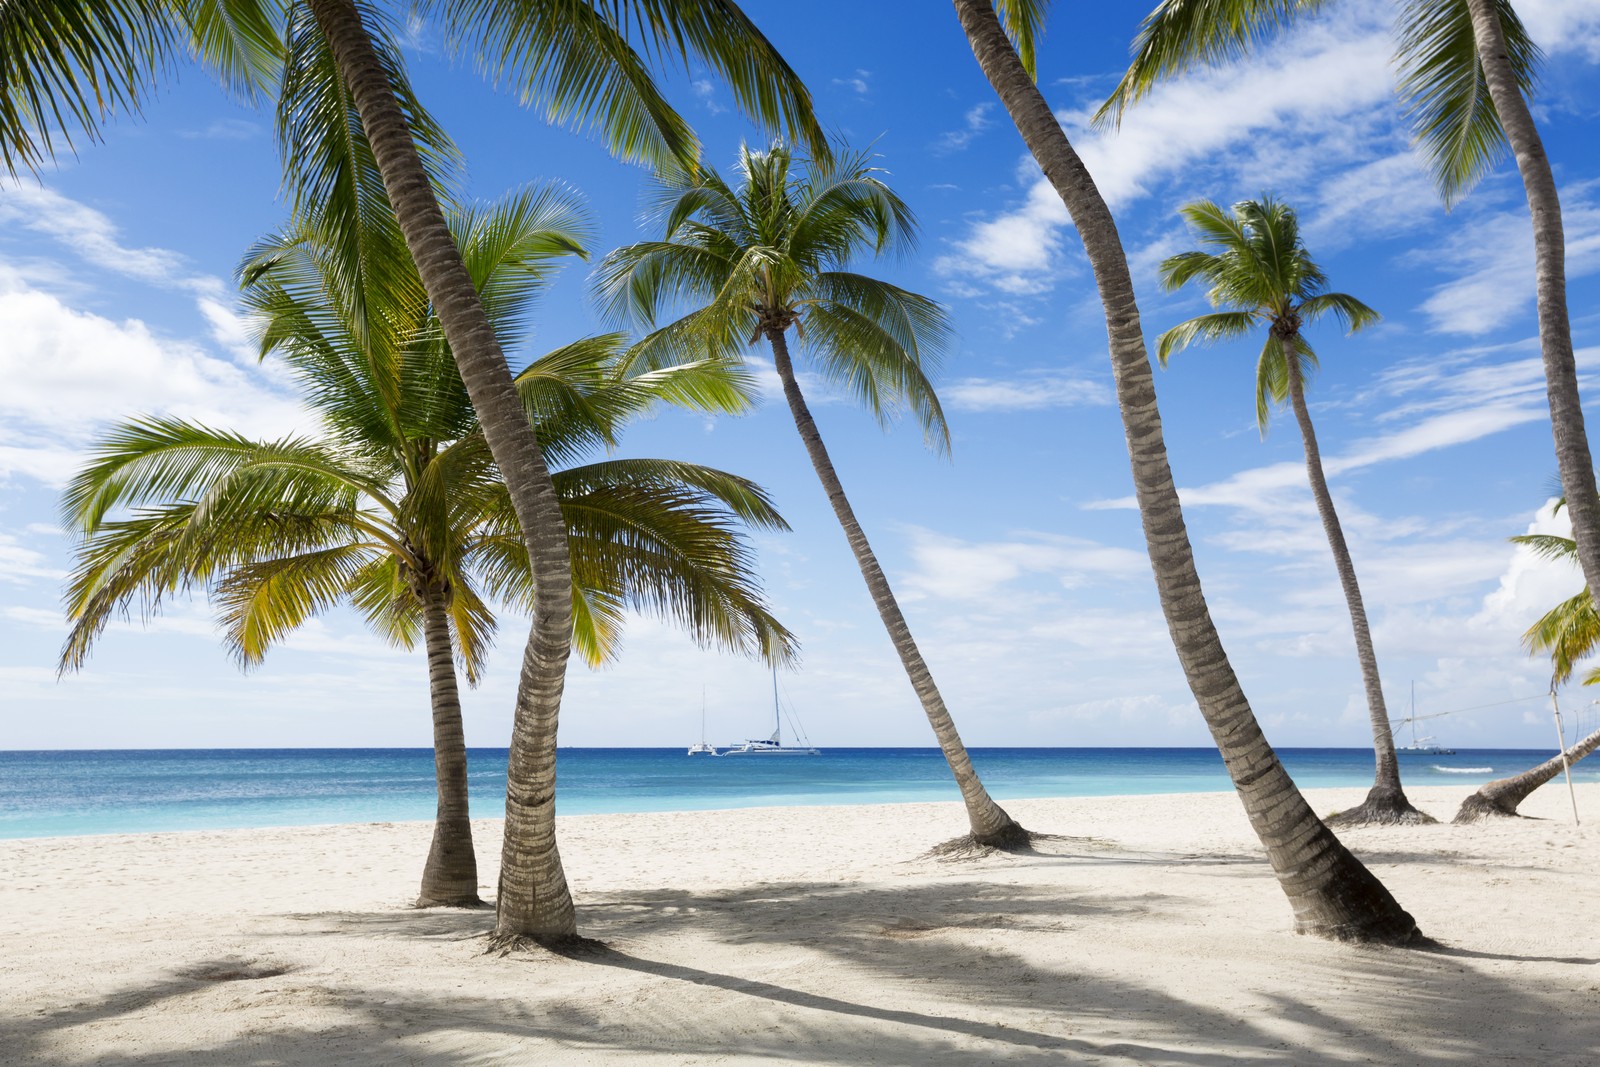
left=1435, top=765, right=1492, bottom=774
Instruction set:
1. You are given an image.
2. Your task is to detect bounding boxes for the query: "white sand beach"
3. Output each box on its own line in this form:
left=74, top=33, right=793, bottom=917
left=3, top=783, right=1596, bottom=1066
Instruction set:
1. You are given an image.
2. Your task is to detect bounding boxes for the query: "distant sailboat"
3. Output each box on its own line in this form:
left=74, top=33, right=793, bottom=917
left=1396, top=682, right=1455, bottom=756
left=687, top=689, right=717, bottom=756
left=720, top=667, right=820, bottom=756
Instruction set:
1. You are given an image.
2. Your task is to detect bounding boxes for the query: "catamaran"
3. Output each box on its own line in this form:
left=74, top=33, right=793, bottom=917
left=720, top=668, right=820, bottom=756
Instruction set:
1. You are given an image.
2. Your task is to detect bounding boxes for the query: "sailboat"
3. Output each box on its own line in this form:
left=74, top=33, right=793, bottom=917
left=687, top=689, right=717, bottom=756
left=1395, top=681, right=1455, bottom=755
left=720, top=667, right=820, bottom=756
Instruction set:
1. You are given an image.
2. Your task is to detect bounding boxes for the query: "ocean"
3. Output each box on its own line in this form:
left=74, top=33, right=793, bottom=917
left=0, top=746, right=1587, bottom=839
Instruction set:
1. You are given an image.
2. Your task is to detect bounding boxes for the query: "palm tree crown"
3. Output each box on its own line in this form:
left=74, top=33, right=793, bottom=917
left=597, top=142, right=951, bottom=442
left=1156, top=196, right=1378, bottom=430
left=62, top=183, right=793, bottom=678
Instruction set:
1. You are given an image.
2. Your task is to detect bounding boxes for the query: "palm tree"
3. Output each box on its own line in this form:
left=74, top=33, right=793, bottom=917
left=3, top=0, right=826, bottom=944
left=1156, top=195, right=1430, bottom=827
left=1097, top=0, right=1600, bottom=670
left=596, top=142, right=1026, bottom=848
left=60, top=186, right=794, bottom=908
left=1453, top=728, right=1600, bottom=822
left=953, top=0, right=1418, bottom=941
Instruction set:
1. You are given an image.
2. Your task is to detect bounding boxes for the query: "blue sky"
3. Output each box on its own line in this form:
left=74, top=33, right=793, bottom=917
left=5, top=0, right=1600, bottom=751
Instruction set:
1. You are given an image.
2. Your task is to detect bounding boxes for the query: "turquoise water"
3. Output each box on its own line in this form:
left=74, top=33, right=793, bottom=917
left=0, top=747, right=1586, bottom=839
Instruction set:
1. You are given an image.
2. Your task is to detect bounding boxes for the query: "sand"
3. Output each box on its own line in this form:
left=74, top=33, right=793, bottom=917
left=2, top=782, right=1596, bottom=1066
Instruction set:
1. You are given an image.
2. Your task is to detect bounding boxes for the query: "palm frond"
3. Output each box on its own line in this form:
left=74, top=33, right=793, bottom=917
left=1094, top=0, right=1329, bottom=127
left=1395, top=0, right=1540, bottom=206
left=214, top=543, right=379, bottom=667
left=1523, top=589, right=1597, bottom=687
left=0, top=0, right=176, bottom=173
left=1509, top=531, right=1577, bottom=563
left=1154, top=310, right=1257, bottom=366
left=175, top=0, right=283, bottom=102
left=1298, top=291, right=1380, bottom=334
left=423, top=0, right=825, bottom=170
left=275, top=0, right=460, bottom=281
left=993, top=0, right=1052, bottom=80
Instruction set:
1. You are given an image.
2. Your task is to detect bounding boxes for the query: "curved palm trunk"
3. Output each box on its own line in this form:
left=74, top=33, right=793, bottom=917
left=1285, top=360, right=1430, bottom=826
left=1465, top=0, right=1600, bottom=601
left=954, top=0, right=1416, bottom=941
left=417, top=586, right=482, bottom=906
left=767, top=330, right=1024, bottom=845
left=1454, top=725, right=1600, bottom=823
left=307, top=0, right=576, bottom=943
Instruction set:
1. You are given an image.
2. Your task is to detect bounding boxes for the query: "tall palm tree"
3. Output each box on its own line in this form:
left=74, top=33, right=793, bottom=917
left=1097, top=0, right=1600, bottom=668
left=596, top=143, right=1026, bottom=848
left=60, top=186, right=794, bottom=908
left=3, top=0, right=827, bottom=944
left=953, top=0, right=1418, bottom=941
left=1156, top=195, right=1430, bottom=827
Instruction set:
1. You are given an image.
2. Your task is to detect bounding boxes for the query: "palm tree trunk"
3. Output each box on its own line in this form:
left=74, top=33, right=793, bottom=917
left=1285, top=359, right=1430, bottom=826
left=1454, top=725, right=1600, bottom=823
left=953, top=0, right=1417, bottom=941
left=417, top=585, right=482, bottom=906
left=1465, top=0, right=1600, bottom=601
left=767, top=329, right=1024, bottom=846
left=306, top=0, right=576, bottom=944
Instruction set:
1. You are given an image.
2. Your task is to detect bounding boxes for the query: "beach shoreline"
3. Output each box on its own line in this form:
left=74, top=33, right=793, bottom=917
left=4, top=783, right=1596, bottom=1064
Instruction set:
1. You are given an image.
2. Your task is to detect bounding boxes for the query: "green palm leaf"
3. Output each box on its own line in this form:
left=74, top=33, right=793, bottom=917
left=1395, top=0, right=1540, bottom=205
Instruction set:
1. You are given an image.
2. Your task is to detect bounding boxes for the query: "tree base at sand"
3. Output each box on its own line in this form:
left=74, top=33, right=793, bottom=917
left=1327, top=785, right=1438, bottom=828
left=1454, top=726, right=1600, bottom=823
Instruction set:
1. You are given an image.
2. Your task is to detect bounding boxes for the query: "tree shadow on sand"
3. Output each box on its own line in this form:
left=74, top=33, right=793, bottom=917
left=10, top=854, right=1598, bottom=1067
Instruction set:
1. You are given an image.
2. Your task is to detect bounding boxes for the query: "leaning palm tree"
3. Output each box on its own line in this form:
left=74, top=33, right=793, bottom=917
left=953, top=0, right=1417, bottom=941
left=60, top=186, right=794, bottom=908
left=596, top=142, right=1026, bottom=848
left=4, top=0, right=825, bottom=946
left=1156, top=195, right=1430, bottom=827
left=1097, top=0, right=1600, bottom=672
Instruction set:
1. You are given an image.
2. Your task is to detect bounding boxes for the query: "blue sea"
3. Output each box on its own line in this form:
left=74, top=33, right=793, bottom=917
left=0, top=747, right=1588, bottom=839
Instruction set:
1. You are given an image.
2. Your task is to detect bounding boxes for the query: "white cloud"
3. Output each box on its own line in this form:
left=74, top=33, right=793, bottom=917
left=1089, top=342, right=1572, bottom=515
left=942, top=370, right=1110, bottom=412
left=933, top=103, right=993, bottom=154
left=831, top=69, right=870, bottom=96
left=942, top=2, right=1399, bottom=295
left=898, top=527, right=1147, bottom=602
left=0, top=181, right=214, bottom=292
left=1417, top=184, right=1600, bottom=335
left=0, top=284, right=309, bottom=484
left=177, top=119, right=262, bottom=142
left=1518, top=0, right=1600, bottom=59
left=0, top=535, right=58, bottom=583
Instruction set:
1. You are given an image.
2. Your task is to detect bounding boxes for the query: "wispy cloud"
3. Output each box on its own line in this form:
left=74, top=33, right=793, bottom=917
left=933, top=103, right=993, bottom=154
left=177, top=118, right=262, bottom=142
left=940, top=1, right=1400, bottom=296
left=898, top=527, right=1148, bottom=602
left=1416, top=183, right=1600, bottom=335
left=0, top=181, right=218, bottom=292
left=831, top=69, right=870, bottom=96
left=942, top=370, right=1110, bottom=412
left=691, top=78, right=728, bottom=116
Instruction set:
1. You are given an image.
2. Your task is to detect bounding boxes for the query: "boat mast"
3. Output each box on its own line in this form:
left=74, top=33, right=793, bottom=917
left=1410, top=681, right=1417, bottom=747
left=771, top=665, right=782, bottom=745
